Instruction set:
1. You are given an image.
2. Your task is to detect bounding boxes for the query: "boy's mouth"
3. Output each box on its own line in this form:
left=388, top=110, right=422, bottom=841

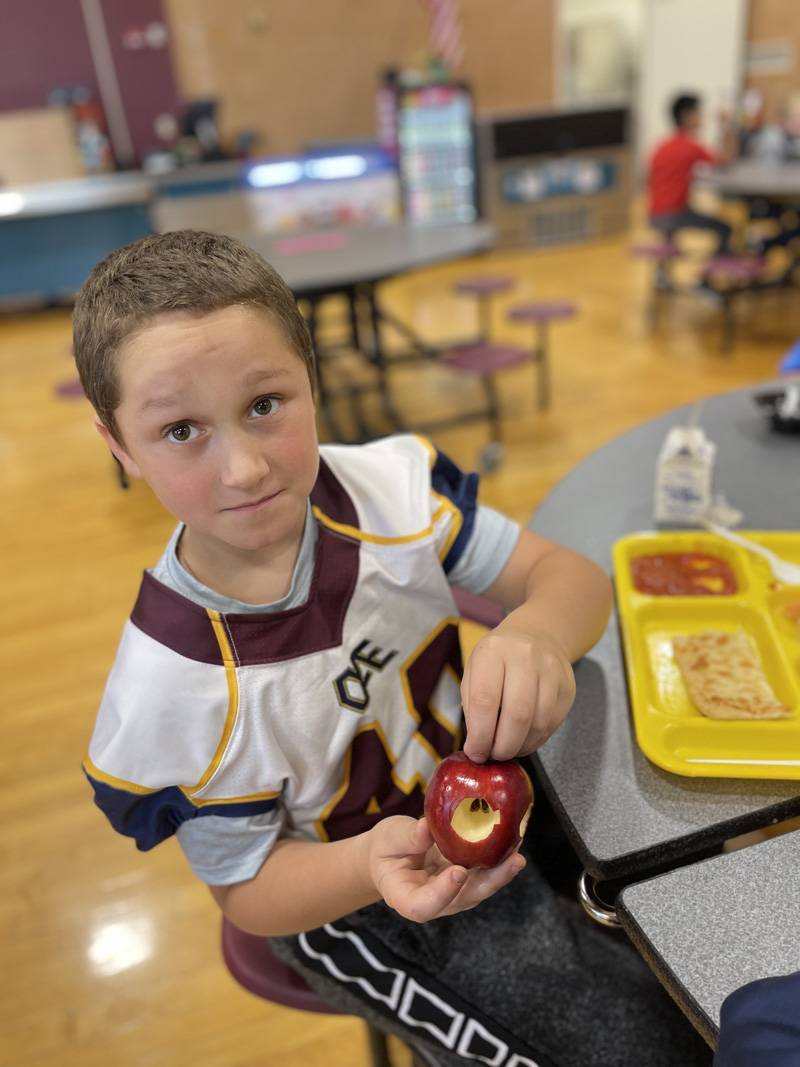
left=224, top=490, right=283, bottom=513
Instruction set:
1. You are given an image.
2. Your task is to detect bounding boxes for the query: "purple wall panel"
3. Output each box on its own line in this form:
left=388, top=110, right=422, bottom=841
left=0, top=0, right=181, bottom=165
left=0, top=1, right=98, bottom=109
left=100, top=0, right=181, bottom=163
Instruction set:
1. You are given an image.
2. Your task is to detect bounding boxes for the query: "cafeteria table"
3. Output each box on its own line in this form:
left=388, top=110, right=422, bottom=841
left=528, top=386, right=800, bottom=902
left=703, top=159, right=800, bottom=200
left=617, top=828, right=800, bottom=1046
left=233, top=222, right=495, bottom=441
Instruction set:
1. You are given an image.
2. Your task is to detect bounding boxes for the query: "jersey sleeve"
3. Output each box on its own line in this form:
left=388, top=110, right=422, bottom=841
left=448, top=505, right=521, bottom=593
left=83, top=615, right=281, bottom=854
left=429, top=445, right=480, bottom=573
left=176, top=810, right=285, bottom=885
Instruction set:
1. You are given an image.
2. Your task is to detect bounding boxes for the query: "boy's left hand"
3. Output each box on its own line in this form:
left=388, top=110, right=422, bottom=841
left=460, top=624, right=576, bottom=762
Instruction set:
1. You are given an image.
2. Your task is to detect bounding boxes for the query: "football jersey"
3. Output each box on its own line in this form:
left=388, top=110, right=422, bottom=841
left=84, top=435, right=485, bottom=875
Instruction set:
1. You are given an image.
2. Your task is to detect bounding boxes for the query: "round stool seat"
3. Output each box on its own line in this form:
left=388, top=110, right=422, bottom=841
left=507, top=300, right=577, bottom=323
left=630, top=241, right=682, bottom=260
left=454, top=275, right=516, bottom=296
left=55, top=377, right=86, bottom=398
left=441, top=343, right=529, bottom=374
left=222, top=918, right=340, bottom=1014
left=706, top=255, right=766, bottom=282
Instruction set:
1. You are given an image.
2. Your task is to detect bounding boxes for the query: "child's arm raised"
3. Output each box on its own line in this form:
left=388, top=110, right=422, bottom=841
left=462, top=528, right=612, bottom=762
left=210, top=815, right=524, bottom=936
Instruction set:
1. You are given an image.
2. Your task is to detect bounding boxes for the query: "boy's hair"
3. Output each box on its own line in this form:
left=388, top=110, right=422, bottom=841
left=72, top=229, right=315, bottom=442
left=671, top=93, right=700, bottom=128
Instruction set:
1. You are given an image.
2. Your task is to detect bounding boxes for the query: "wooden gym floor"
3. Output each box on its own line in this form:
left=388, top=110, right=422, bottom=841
left=1, top=228, right=797, bottom=1067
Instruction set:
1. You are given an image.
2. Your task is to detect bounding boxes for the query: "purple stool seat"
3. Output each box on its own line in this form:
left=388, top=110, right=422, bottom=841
left=507, top=300, right=577, bottom=323
left=706, top=255, right=766, bottom=282
left=630, top=241, right=682, bottom=260
left=441, top=343, right=529, bottom=374
left=222, top=918, right=339, bottom=1014
left=453, top=587, right=504, bottom=628
left=55, top=377, right=86, bottom=398
left=454, top=275, right=516, bottom=296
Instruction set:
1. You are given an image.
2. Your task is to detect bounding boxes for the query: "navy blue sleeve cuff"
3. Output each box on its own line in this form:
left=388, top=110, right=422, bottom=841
left=431, top=448, right=479, bottom=574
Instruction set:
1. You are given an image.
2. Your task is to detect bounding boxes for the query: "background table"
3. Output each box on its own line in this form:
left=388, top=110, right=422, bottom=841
left=236, top=221, right=494, bottom=297
left=617, top=829, right=800, bottom=1046
left=236, top=222, right=495, bottom=442
left=529, top=386, right=800, bottom=884
left=705, top=160, right=800, bottom=200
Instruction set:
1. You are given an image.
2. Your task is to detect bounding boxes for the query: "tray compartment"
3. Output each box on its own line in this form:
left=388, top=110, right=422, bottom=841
left=614, top=531, right=751, bottom=599
left=629, top=599, right=798, bottom=722
left=613, top=530, right=800, bottom=780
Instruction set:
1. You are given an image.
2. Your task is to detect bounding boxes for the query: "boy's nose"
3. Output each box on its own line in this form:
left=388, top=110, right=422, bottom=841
left=219, top=434, right=270, bottom=490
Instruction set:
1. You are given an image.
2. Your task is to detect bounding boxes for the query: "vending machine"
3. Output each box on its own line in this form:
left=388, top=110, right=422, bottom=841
left=381, top=78, right=479, bottom=226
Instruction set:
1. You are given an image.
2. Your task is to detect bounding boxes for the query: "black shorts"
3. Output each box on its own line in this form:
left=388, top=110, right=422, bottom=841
left=272, top=862, right=712, bottom=1067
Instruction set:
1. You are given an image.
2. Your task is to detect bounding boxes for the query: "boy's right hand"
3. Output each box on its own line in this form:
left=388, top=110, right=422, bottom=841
left=364, top=815, right=525, bottom=923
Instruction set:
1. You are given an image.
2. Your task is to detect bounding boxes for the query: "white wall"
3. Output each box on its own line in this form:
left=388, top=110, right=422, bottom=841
left=637, top=0, right=748, bottom=170
left=558, top=0, right=643, bottom=105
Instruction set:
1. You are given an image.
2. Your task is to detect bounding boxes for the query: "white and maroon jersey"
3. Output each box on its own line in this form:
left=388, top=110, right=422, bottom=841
left=84, top=436, right=485, bottom=875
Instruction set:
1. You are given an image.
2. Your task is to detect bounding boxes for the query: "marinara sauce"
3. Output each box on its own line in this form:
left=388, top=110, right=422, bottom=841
left=631, top=552, right=738, bottom=596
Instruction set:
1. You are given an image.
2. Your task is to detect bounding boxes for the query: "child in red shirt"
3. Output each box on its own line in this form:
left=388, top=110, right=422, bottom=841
left=648, top=93, right=734, bottom=255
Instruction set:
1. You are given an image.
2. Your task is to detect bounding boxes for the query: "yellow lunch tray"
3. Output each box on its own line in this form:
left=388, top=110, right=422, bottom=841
left=613, top=530, right=800, bottom=781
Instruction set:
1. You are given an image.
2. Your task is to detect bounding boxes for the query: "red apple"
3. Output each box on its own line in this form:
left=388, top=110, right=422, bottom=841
left=424, top=751, right=534, bottom=869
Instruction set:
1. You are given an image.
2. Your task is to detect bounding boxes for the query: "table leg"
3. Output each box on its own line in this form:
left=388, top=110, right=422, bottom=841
left=364, top=283, right=403, bottom=431
left=306, top=298, right=349, bottom=442
left=720, top=291, right=735, bottom=355
left=535, top=322, right=551, bottom=410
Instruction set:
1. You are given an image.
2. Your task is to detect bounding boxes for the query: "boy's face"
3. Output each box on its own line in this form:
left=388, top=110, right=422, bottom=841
left=682, top=106, right=702, bottom=134
left=100, top=305, right=319, bottom=561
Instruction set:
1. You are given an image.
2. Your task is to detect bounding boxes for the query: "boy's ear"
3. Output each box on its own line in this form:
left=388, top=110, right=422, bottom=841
left=94, top=419, right=142, bottom=480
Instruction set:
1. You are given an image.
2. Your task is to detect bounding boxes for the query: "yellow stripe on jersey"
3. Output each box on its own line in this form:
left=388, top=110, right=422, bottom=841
left=312, top=505, right=438, bottom=546
left=85, top=613, right=279, bottom=808
left=188, top=610, right=241, bottom=797
left=83, top=757, right=158, bottom=795
left=414, top=433, right=464, bottom=561
left=313, top=437, right=463, bottom=560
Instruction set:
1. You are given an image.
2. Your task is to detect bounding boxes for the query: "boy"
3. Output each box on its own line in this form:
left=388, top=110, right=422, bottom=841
left=76, top=230, right=711, bottom=1066
left=648, top=92, right=735, bottom=256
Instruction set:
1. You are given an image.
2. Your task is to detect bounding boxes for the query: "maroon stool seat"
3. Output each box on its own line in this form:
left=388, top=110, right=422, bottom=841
left=705, top=254, right=766, bottom=284
left=440, top=342, right=529, bottom=374
left=630, top=240, right=682, bottom=261
left=453, top=274, right=516, bottom=296
left=631, top=241, right=683, bottom=328
left=702, top=255, right=767, bottom=354
left=438, top=342, right=529, bottom=471
left=452, top=586, right=504, bottom=629
left=508, top=299, right=577, bottom=324
left=453, top=274, right=517, bottom=342
left=222, top=918, right=408, bottom=1066
left=221, top=918, right=339, bottom=1014
left=506, top=299, right=578, bottom=411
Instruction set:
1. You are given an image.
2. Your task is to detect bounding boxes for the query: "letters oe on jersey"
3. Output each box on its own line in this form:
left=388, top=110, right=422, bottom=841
left=334, top=639, right=399, bottom=711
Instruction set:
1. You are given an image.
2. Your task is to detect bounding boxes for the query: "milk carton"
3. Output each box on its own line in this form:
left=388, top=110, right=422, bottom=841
left=654, top=426, right=716, bottom=524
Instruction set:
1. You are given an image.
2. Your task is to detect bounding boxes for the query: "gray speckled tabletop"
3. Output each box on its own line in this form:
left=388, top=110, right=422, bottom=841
left=232, top=221, right=495, bottom=295
left=703, top=159, right=800, bottom=199
left=529, top=387, right=800, bottom=881
left=617, top=828, right=800, bottom=1045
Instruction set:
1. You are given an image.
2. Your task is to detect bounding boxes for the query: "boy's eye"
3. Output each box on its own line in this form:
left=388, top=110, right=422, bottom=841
left=251, top=396, right=282, bottom=417
left=165, top=423, right=199, bottom=443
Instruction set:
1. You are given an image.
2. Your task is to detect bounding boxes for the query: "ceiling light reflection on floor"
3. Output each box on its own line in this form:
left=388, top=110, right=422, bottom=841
left=87, top=916, right=154, bottom=977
